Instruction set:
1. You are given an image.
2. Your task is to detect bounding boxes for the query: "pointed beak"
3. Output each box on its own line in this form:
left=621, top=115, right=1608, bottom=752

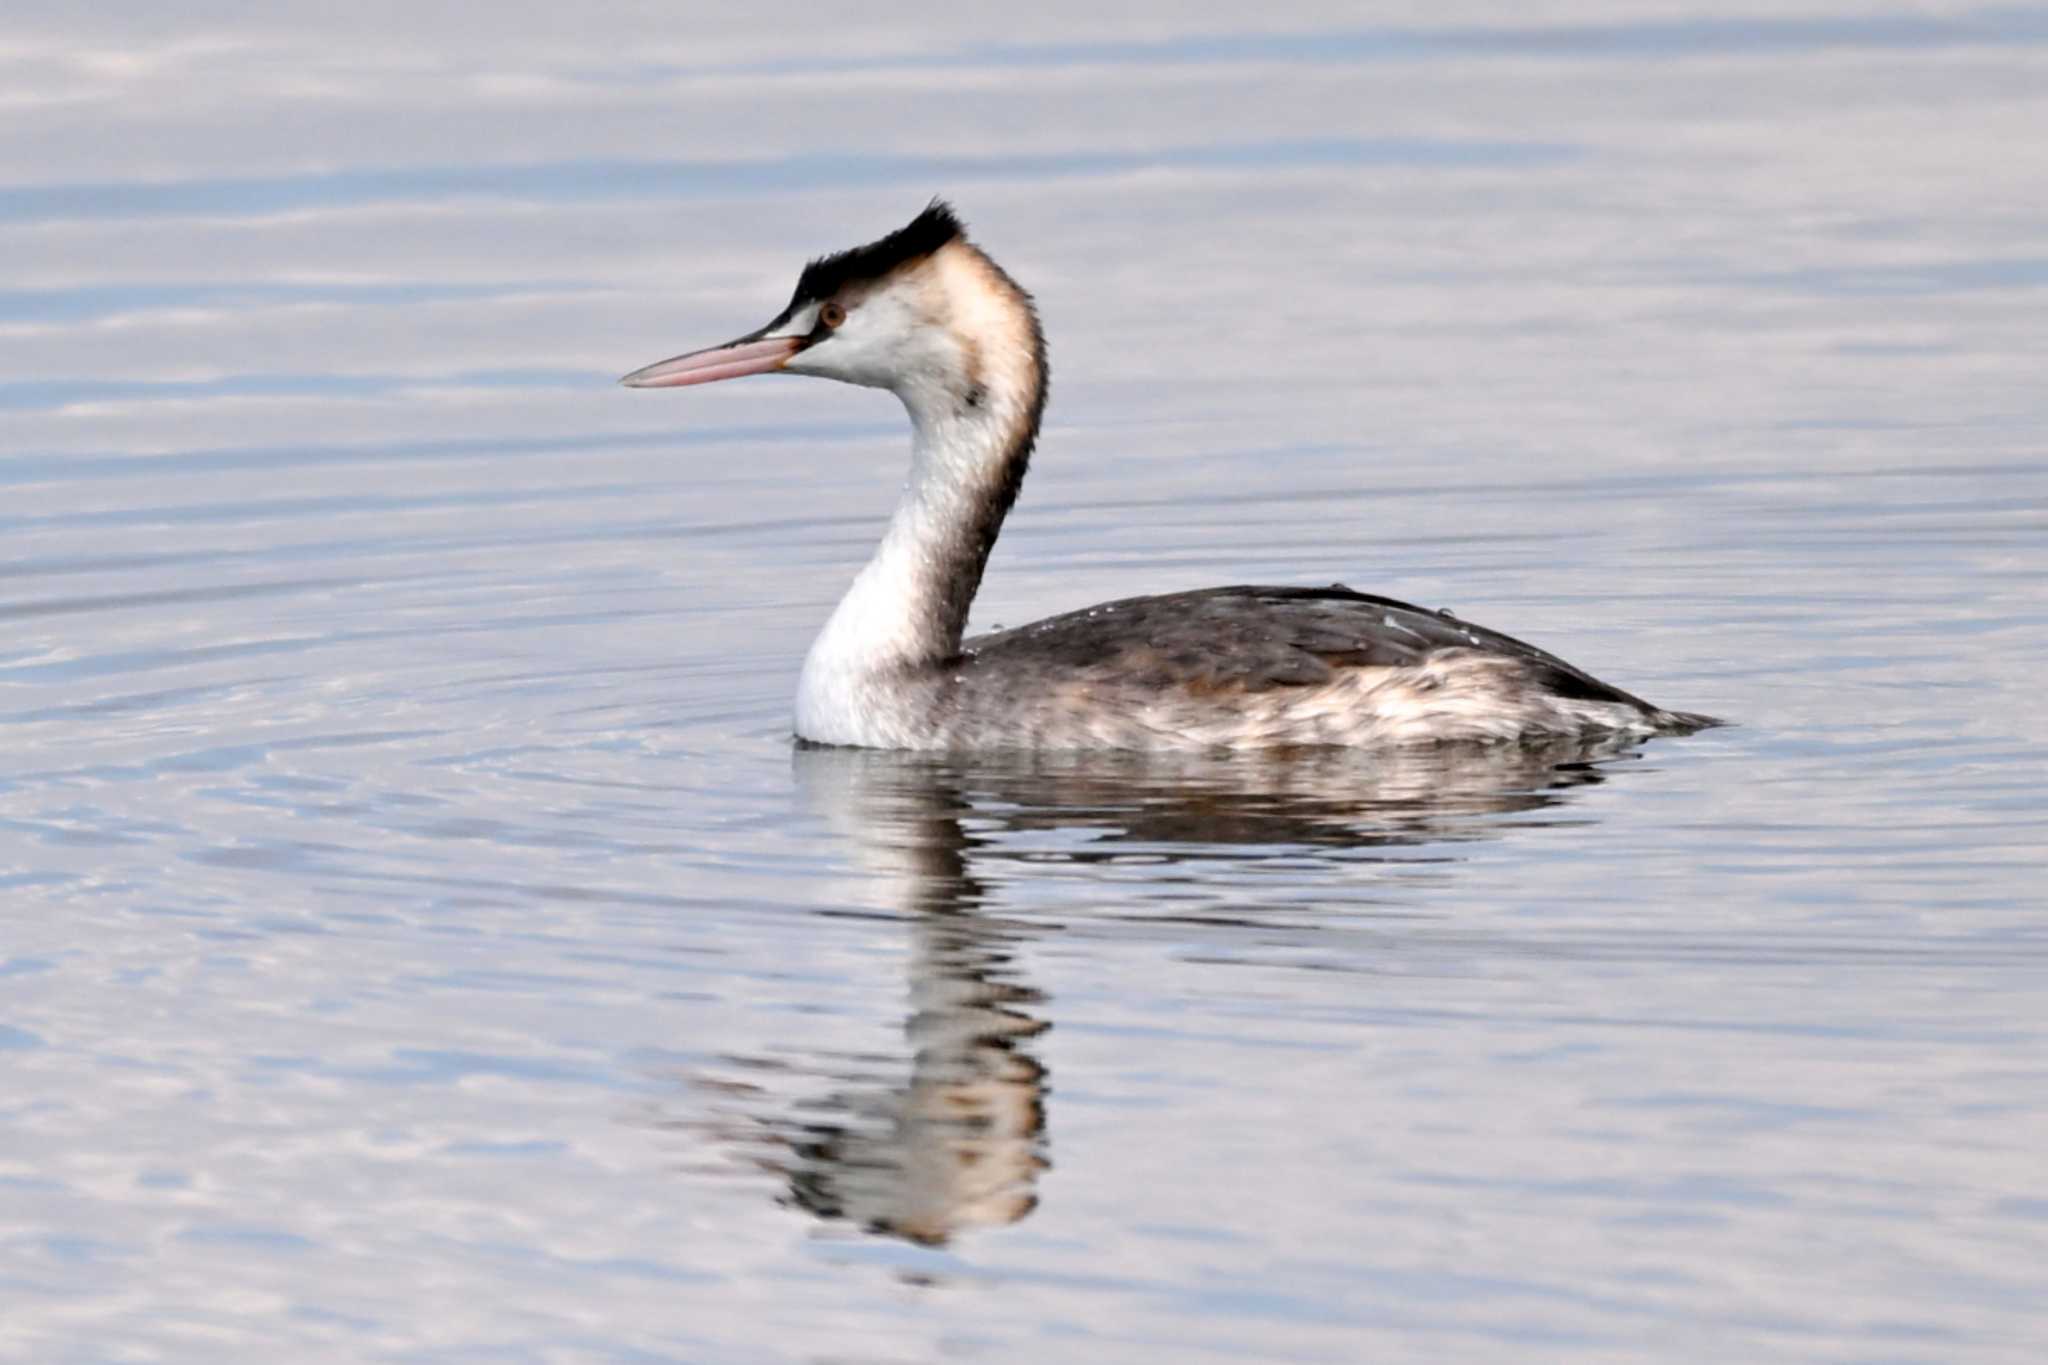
left=618, top=333, right=802, bottom=389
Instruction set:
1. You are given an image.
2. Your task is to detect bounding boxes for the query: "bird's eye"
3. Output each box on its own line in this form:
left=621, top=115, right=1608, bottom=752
left=819, top=301, right=846, bottom=329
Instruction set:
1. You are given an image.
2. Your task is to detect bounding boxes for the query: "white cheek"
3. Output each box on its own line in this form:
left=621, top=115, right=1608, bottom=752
left=786, top=289, right=952, bottom=391
left=793, top=331, right=892, bottom=387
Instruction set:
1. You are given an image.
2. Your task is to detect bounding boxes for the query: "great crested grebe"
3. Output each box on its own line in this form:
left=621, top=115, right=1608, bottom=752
left=623, top=201, right=1716, bottom=751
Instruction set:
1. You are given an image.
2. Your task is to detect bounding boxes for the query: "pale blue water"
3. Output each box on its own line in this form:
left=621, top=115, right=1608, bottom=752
left=3, top=5, right=2047, bottom=1362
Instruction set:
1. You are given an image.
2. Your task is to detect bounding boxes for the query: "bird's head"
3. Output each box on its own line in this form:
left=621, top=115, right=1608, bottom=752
left=621, top=200, right=1041, bottom=421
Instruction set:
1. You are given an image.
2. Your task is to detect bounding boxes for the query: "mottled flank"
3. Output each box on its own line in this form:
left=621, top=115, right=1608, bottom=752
left=856, top=585, right=1720, bottom=752
left=791, top=199, right=965, bottom=307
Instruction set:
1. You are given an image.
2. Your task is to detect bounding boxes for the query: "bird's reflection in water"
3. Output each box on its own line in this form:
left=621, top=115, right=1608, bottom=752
left=782, top=748, right=1049, bottom=1246
left=686, top=736, right=1653, bottom=1248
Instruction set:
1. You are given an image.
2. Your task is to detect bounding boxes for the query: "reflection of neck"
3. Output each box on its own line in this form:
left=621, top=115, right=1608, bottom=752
left=886, top=904, right=1046, bottom=1245
left=786, top=754, right=1049, bottom=1246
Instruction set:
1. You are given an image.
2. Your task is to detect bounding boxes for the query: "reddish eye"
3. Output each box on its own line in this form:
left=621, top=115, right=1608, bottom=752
left=819, top=301, right=846, bottom=328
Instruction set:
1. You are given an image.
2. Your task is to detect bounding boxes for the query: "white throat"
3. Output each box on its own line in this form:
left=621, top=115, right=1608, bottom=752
left=795, top=399, right=1031, bottom=747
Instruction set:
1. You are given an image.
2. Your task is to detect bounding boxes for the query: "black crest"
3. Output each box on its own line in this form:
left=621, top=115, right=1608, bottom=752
left=790, top=199, right=965, bottom=305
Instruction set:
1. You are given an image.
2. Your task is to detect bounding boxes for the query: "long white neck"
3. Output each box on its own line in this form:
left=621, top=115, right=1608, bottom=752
left=796, top=245, right=1045, bottom=747
left=796, top=393, right=1037, bottom=746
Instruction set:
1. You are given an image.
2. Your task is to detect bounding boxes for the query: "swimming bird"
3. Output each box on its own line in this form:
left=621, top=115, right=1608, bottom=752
left=622, top=201, right=1715, bottom=750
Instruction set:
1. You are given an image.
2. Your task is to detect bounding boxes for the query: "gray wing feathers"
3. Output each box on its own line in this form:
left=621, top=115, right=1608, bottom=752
left=961, top=584, right=1660, bottom=712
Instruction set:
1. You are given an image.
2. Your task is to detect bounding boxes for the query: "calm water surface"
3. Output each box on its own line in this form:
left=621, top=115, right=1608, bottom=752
left=4, top=4, right=2047, bottom=1361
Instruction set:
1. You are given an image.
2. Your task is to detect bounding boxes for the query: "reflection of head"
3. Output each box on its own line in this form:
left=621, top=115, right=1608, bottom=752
left=785, top=903, right=1047, bottom=1245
